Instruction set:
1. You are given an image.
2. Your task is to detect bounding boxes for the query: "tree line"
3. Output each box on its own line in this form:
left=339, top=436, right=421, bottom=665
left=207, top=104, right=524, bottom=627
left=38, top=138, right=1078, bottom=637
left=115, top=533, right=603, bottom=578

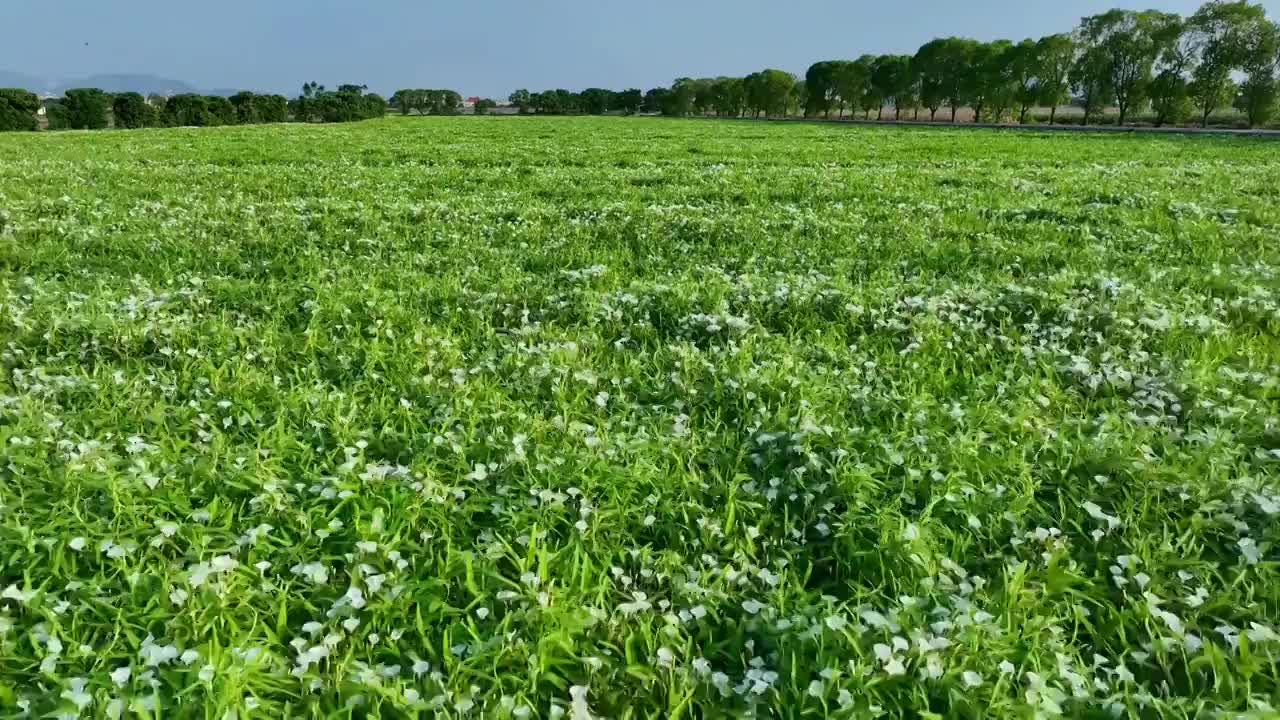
left=0, top=83, right=388, bottom=131
left=505, top=1, right=1279, bottom=128
left=4, top=1, right=1277, bottom=132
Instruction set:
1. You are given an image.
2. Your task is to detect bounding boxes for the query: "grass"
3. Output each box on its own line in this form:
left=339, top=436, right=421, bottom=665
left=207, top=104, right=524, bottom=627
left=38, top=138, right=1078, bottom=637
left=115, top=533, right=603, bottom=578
left=0, top=115, right=1278, bottom=718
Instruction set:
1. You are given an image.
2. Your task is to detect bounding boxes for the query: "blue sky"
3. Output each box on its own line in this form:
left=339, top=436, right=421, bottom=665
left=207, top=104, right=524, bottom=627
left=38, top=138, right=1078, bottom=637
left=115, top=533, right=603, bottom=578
left=5, top=0, right=1279, bottom=97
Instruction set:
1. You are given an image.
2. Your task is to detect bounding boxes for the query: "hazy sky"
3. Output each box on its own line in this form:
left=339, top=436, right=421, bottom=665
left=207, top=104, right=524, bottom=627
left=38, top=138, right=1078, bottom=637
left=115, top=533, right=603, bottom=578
left=5, top=0, right=1280, bottom=96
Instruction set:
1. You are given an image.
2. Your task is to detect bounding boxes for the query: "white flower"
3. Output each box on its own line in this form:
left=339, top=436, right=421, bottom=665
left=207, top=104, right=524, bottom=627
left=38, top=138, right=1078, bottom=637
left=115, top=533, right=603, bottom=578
left=292, top=563, right=329, bottom=584
left=61, top=677, right=92, bottom=710
left=962, top=671, right=983, bottom=687
left=69, top=537, right=86, bottom=551
left=110, top=666, right=132, bottom=687
left=210, top=555, right=238, bottom=572
left=860, top=609, right=891, bottom=628
left=1082, top=501, right=1120, bottom=530
left=1, top=584, right=35, bottom=604
left=825, top=615, right=847, bottom=631
left=901, top=523, right=920, bottom=541
left=999, top=660, right=1016, bottom=674
left=619, top=593, right=652, bottom=615
left=1239, top=538, right=1261, bottom=565
left=742, top=599, right=766, bottom=615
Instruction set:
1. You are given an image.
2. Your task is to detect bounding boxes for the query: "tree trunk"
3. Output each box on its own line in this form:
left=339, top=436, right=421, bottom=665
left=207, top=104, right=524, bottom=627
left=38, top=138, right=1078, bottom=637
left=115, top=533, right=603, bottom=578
left=877, top=107, right=883, bottom=120
left=1118, top=102, right=1127, bottom=126
left=930, top=108, right=937, bottom=121
left=1049, top=105, right=1057, bottom=124
left=1019, top=105, right=1028, bottom=124
left=1202, top=106, right=1210, bottom=128
left=895, top=106, right=902, bottom=120
left=913, top=107, right=919, bottom=121
left=951, top=106, right=958, bottom=122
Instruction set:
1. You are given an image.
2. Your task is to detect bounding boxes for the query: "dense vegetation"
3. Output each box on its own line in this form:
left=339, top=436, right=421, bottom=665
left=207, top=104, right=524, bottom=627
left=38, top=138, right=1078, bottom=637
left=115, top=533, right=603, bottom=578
left=5, top=2, right=1277, bottom=133
left=0, top=116, right=1277, bottom=718
left=505, top=0, right=1279, bottom=128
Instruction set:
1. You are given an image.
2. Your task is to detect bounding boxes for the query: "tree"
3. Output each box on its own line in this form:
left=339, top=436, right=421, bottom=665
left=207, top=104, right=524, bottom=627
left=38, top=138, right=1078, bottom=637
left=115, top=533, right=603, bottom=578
left=63, top=88, right=110, bottom=130
left=790, top=80, right=808, bottom=117
left=435, top=90, right=462, bottom=114
left=871, top=55, right=913, bottom=120
left=693, top=79, right=717, bottom=115
left=229, top=91, right=261, bottom=124
left=1035, top=34, right=1076, bottom=124
left=913, top=40, right=949, bottom=120
left=580, top=88, right=613, bottom=115
left=833, top=59, right=871, bottom=118
left=291, top=82, right=325, bottom=122
left=850, top=56, right=884, bottom=119
left=1150, top=70, right=1193, bottom=125
left=707, top=77, right=744, bottom=116
left=614, top=89, right=643, bottom=114
left=362, top=92, right=387, bottom=119
left=255, top=94, right=288, bottom=123
left=1235, top=17, right=1280, bottom=126
left=925, top=38, right=979, bottom=121
left=0, top=88, right=40, bottom=131
left=805, top=61, right=840, bottom=117
left=205, top=96, right=236, bottom=125
left=669, top=77, right=699, bottom=116
left=390, top=89, right=418, bottom=115
left=112, top=92, right=155, bottom=129
left=1077, top=9, right=1180, bottom=125
left=508, top=89, right=532, bottom=114
left=963, top=41, right=1015, bottom=123
left=753, top=69, right=796, bottom=117
left=473, top=98, right=498, bottom=115
left=642, top=88, right=669, bottom=114
left=1070, top=46, right=1115, bottom=125
left=44, top=99, right=71, bottom=129
left=1188, top=0, right=1272, bottom=126
left=288, top=84, right=385, bottom=124
left=164, top=94, right=212, bottom=126
left=1007, top=39, right=1042, bottom=123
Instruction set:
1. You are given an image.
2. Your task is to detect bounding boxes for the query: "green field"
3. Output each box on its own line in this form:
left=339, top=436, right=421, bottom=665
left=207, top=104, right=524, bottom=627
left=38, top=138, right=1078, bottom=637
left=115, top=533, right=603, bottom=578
left=0, top=116, right=1278, bottom=717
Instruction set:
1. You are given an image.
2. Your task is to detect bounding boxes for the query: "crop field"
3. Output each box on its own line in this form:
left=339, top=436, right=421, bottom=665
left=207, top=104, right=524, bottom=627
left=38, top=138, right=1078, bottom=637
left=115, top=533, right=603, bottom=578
left=0, top=116, right=1278, bottom=718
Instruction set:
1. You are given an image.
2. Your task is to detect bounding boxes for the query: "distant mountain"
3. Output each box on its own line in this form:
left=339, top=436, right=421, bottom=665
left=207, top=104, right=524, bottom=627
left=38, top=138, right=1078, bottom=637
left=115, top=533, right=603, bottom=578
left=2, top=70, right=270, bottom=97
left=0, top=70, right=52, bottom=93
left=59, top=74, right=197, bottom=96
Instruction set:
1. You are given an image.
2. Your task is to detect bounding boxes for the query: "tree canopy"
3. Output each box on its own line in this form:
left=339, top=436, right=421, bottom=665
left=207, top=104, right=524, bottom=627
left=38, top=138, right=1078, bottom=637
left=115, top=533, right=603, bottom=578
left=0, top=88, right=40, bottom=131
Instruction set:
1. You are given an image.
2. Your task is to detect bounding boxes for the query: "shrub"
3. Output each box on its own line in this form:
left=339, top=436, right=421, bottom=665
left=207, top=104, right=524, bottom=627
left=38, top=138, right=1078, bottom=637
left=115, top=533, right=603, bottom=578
left=112, top=92, right=157, bottom=129
left=63, top=88, right=110, bottom=130
left=0, top=88, right=39, bottom=131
